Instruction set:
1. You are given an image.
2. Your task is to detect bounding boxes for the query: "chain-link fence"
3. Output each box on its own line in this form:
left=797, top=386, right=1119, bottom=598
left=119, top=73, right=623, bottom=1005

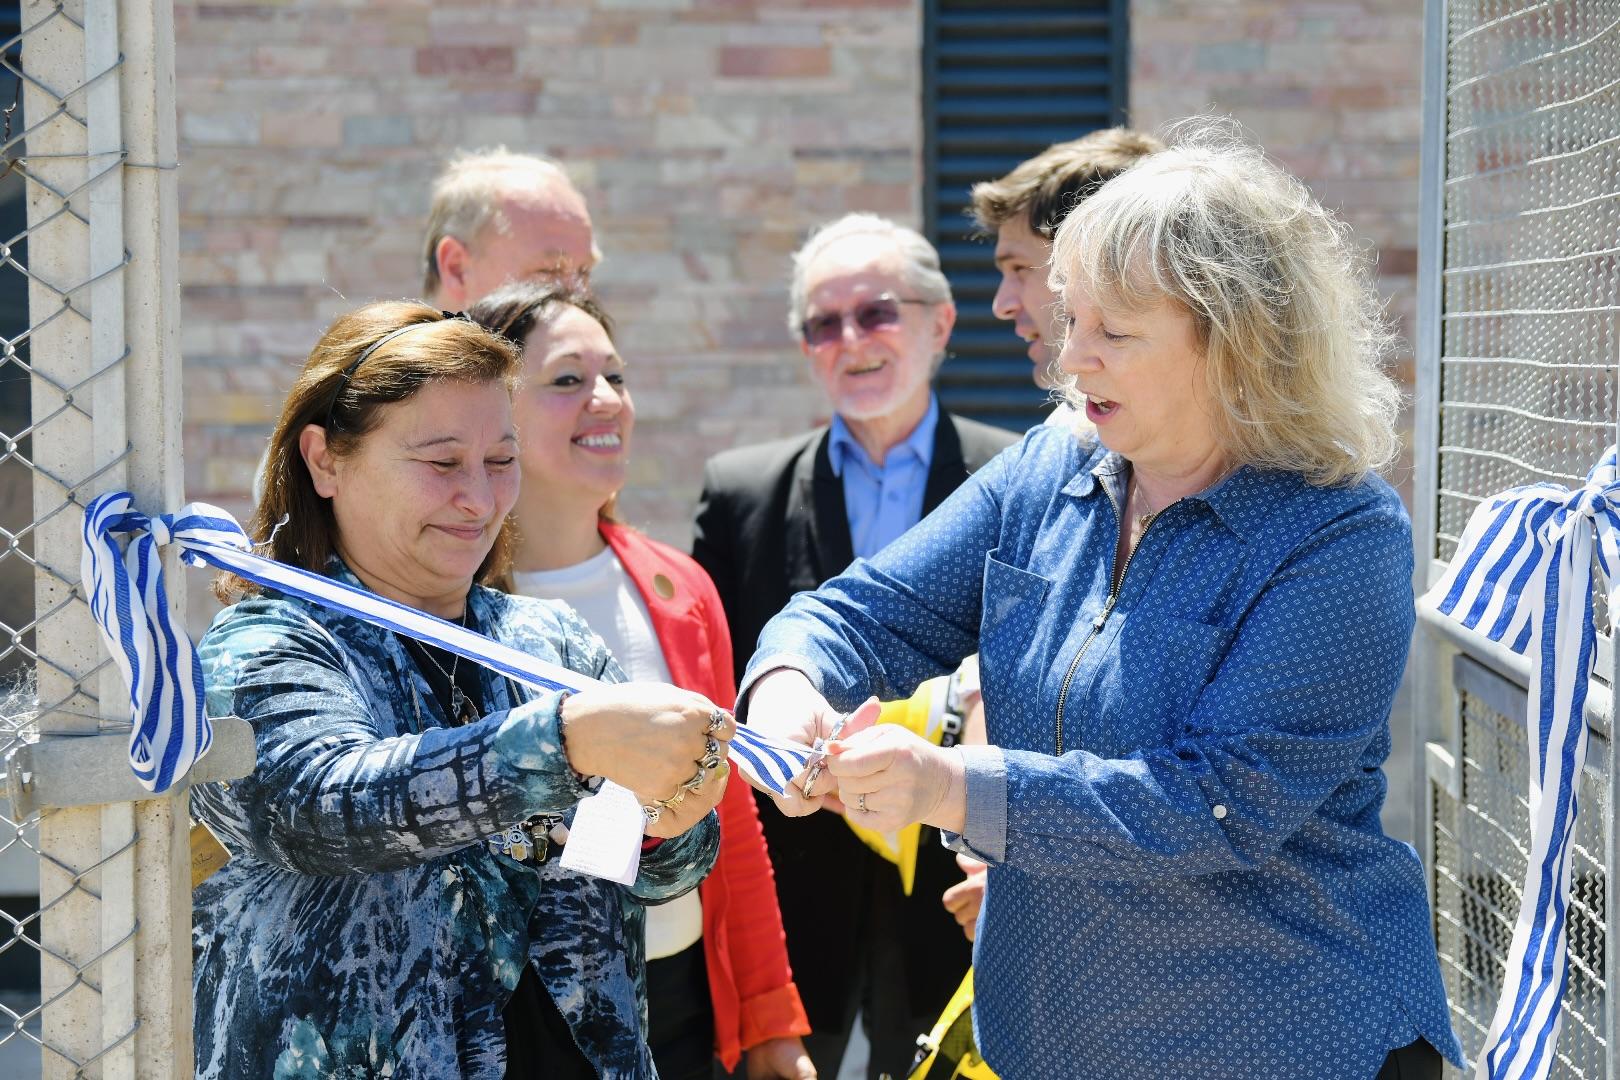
left=1414, top=0, right=1620, bottom=1075
left=0, top=0, right=192, bottom=1076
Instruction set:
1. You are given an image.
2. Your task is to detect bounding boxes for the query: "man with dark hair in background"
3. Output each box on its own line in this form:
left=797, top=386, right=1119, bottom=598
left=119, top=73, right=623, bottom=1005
left=971, top=127, right=1164, bottom=392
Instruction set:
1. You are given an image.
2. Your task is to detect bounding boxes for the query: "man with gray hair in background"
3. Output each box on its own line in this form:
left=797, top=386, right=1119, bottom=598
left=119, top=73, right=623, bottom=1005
left=422, top=147, right=600, bottom=308
left=693, top=213, right=1016, bottom=1079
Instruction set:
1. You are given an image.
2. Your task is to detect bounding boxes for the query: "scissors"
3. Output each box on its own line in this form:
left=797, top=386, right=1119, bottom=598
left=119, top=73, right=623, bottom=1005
left=797, top=710, right=853, bottom=798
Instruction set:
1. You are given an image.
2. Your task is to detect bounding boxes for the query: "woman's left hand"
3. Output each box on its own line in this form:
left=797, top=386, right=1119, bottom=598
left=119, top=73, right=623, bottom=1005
left=643, top=761, right=730, bottom=840
left=825, top=725, right=967, bottom=835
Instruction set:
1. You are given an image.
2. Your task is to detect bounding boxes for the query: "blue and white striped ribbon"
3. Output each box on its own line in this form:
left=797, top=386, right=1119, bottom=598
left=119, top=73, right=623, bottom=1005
left=1422, top=447, right=1620, bottom=1080
left=81, top=491, right=814, bottom=797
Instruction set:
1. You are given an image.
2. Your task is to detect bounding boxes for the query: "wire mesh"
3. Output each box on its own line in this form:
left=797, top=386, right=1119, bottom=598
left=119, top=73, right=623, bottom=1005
left=1429, top=4, right=1620, bottom=1074
left=0, top=2, right=148, bottom=1076
left=1432, top=662, right=1609, bottom=1077
left=1437, top=0, right=1620, bottom=567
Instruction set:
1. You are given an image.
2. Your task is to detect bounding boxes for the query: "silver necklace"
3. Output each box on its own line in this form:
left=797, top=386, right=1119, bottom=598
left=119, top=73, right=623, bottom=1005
left=412, top=608, right=476, bottom=724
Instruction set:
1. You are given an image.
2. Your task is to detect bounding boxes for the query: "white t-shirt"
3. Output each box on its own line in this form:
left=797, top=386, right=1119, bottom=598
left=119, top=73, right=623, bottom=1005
left=513, top=547, right=704, bottom=961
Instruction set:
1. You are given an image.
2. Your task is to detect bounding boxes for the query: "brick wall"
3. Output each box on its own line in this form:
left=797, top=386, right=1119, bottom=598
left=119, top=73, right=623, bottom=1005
left=1130, top=0, right=1425, bottom=499
left=175, top=0, right=923, bottom=585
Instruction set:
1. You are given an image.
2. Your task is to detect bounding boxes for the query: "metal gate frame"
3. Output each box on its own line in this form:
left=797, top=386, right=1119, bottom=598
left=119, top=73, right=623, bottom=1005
left=1411, top=0, right=1620, bottom=1074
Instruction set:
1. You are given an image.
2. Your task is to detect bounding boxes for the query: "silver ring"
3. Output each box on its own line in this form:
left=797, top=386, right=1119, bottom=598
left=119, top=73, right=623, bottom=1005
left=700, top=736, right=723, bottom=770
left=856, top=792, right=868, bottom=814
left=642, top=803, right=662, bottom=825
left=682, top=767, right=708, bottom=793
left=707, top=708, right=730, bottom=735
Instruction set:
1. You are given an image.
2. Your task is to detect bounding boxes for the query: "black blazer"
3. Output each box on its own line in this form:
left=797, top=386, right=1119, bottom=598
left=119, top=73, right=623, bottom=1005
left=692, top=411, right=1017, bottom=1036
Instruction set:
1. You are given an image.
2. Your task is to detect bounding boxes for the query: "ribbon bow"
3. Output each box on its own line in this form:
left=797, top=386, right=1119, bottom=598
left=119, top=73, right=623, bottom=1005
left=1423, top=446, right=1620, bottom=1080
left=81, top=492, right=814, bottom=797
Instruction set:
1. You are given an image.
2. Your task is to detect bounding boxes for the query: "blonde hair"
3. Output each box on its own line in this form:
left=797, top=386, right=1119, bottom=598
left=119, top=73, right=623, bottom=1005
left=421, top=147, right=593, bottom=297
left=1050, top=118, right=1400, bottom=486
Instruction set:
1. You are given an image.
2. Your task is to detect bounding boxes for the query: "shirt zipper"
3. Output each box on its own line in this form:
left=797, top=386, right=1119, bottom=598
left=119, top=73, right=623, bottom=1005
left=1053, top=482, right=1155, bottom=756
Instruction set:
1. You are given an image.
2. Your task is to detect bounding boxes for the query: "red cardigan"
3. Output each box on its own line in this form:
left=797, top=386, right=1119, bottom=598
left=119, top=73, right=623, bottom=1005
left=601, top=522, right=811, bottom=1069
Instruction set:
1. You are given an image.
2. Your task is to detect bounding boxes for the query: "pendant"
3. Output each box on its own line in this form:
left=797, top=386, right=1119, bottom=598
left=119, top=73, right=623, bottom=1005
left=451, top=685, right=479, bottom=725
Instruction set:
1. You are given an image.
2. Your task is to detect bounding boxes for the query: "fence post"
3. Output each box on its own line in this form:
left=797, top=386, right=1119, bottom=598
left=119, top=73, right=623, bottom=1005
left=11, top=0, right=187, bottom=1075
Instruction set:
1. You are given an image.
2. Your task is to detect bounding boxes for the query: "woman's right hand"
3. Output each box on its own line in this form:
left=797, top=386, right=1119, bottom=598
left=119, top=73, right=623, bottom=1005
left=743, top=669, right=878, bottom=818
left=559, top=683, right=733, bottom=805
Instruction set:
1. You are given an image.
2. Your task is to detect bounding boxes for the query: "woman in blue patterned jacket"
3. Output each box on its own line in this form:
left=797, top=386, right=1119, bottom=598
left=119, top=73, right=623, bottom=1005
left=192, top=302, right=731, bottom=1079
left=739, top=126, right=1464, bottom=1078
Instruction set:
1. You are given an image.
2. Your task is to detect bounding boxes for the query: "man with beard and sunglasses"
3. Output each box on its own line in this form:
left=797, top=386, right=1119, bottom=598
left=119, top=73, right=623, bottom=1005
left=693, top=213, right=1015, bottom=1080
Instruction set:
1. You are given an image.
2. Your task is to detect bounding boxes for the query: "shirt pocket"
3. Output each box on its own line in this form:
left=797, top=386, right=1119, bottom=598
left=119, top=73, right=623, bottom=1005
left=1102, top=612, right=1234, bottom=754
left=980, top=553, right=1053, bottom=737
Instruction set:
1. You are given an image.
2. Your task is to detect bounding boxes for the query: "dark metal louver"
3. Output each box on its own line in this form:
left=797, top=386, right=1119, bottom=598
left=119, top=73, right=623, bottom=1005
left=924, top=0, right=1129, bottom=431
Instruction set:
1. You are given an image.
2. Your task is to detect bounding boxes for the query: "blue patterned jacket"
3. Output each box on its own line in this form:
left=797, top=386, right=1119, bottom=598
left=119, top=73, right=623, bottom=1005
left=744, top=426, right=1463, bottom=1079
left=192, top=563, right=718, bottom=1079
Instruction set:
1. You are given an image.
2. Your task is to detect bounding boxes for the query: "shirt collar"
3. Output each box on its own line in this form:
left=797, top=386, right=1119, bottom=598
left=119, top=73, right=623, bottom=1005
left=828, top=394, right=940, bottom=477
left=1060, top=447, right=1260, bottom=539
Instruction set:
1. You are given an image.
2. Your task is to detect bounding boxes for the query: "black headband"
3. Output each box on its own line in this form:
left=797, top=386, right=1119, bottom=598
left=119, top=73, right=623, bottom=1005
left=322, top=311, right=465, bottom=433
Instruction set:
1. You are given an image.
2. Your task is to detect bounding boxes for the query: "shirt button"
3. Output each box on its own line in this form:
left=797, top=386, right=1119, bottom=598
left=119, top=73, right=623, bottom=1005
left=1212, top=804, right=1228, bottom=820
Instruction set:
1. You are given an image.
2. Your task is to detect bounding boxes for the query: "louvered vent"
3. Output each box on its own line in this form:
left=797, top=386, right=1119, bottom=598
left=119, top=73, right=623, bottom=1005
left=924, top=0, right=1129, bottom=430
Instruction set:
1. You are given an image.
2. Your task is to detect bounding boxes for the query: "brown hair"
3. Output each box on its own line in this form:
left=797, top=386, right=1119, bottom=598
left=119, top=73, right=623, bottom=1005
left=467, top=280, right=616, bottom=353
left=969, top=127, right=1165, bottom=238
left=465, top=283, right=626, bottom=548
left=216, top=301, right=522, bottom=603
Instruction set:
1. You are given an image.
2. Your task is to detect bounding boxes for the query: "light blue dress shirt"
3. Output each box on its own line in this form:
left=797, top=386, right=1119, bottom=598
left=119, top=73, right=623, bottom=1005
left=828, top=395, right=939, bottom=559
left=743, top=425, right=1462, bottom=1078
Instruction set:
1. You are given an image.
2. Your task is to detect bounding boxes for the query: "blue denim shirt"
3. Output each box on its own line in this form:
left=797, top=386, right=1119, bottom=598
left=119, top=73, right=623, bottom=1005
left=192, top=562, right=718, bottom=1079
left=828, top=394, right=939, bottom=559
left=744, top=425, right=1462, bottom=1078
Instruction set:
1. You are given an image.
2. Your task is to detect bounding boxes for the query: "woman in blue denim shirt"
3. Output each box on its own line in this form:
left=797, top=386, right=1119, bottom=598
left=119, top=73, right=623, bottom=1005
left=740, top=126, right=1464, bottom=1078
left=193, top=302, right=733, bottom=1078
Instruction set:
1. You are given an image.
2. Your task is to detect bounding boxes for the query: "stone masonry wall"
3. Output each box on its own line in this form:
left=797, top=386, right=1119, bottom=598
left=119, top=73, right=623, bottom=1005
left=175, top=0, right=923, bottom=588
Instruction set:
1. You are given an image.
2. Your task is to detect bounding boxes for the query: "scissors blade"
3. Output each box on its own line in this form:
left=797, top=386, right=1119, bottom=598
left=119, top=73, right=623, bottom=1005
left=799, top=710, right=853, bottom=782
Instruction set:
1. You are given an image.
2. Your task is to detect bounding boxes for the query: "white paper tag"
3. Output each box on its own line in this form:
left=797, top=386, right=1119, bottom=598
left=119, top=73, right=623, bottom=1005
left=558, top=780, right=644, bottom=886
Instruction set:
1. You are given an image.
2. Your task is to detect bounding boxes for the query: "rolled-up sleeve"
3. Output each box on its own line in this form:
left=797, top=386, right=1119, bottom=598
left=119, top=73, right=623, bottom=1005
left=945, top=744, right=1009, bottom=862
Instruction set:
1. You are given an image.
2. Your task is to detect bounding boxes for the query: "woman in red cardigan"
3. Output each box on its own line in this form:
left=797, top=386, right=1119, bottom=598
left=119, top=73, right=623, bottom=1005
left=469, top=283, right=814, bottom=1080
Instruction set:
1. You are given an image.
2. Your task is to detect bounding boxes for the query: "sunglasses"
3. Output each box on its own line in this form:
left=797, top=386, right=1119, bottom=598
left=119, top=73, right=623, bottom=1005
left=800, top=295, right=930, bottom=347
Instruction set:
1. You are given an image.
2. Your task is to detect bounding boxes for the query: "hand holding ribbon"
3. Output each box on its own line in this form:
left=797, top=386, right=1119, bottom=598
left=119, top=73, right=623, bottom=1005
left=81, top=491, right=820, bottom=798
